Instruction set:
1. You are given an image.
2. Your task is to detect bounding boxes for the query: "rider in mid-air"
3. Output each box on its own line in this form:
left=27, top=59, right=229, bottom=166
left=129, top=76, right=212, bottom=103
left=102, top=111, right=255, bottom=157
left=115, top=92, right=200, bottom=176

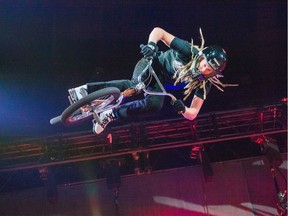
left=68, top=27, right=231, bottom=134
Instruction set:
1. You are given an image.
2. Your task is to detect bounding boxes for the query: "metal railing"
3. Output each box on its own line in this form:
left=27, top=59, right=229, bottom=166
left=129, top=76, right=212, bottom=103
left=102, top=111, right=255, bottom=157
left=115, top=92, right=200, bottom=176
left=0, top=103, right=286, bottom=172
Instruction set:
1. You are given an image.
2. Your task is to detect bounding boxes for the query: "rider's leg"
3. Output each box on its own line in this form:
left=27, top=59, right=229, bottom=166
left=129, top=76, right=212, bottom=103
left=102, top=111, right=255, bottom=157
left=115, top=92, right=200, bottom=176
left=69, top=58, right=148, bottom=102
left=130, top=58, right=149, bottom=83
left=69, top=80, right=134, bottom=103
left=114, top=73, right=166, bottom=118
left=115, top=93, right=164, bottom=118
left=93, top=81, right=165, bottom=134
left=88, top=58, right=149, bottom=93
left=87, top=79, right=133, bottom=93
left=91, top=58, right=162, bottom=134
left=93, top=93, right=165, bottom=134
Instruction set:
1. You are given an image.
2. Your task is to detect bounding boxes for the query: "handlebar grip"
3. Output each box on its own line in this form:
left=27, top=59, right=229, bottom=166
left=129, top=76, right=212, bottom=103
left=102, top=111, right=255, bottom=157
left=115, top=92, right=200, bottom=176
left=139, top=44, right=156, bottom=60
left=50, top=115, right=62, bottom=125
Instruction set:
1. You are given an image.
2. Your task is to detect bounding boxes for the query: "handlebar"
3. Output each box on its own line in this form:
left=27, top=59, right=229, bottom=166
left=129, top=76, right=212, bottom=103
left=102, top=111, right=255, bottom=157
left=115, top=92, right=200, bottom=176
left=136, top=57, right=177, bottom=102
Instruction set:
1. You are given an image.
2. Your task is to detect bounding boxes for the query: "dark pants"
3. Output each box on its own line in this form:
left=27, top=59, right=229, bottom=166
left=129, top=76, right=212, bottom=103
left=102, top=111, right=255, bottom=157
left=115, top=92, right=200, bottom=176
left=86, top=58, right=165, bottom=118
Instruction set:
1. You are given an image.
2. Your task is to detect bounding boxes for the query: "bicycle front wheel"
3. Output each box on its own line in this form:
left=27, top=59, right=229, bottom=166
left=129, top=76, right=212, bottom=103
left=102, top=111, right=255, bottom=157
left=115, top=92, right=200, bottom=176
left=61, top=87, right=121, bottom=125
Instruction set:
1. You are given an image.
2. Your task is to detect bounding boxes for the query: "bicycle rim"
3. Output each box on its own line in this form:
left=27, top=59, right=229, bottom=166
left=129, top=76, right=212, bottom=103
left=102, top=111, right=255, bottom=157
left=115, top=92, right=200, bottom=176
left=61, top=87, right=121, bottom=125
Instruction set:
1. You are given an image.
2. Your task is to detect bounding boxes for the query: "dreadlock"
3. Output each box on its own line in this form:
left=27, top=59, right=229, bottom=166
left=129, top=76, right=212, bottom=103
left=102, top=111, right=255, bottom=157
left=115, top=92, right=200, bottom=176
left=173, top=28, right=238, bottom=100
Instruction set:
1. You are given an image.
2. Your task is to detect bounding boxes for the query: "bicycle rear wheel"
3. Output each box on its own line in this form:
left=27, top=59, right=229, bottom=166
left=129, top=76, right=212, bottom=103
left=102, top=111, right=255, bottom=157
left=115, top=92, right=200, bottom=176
left=61, top=87, right=121, bottom=125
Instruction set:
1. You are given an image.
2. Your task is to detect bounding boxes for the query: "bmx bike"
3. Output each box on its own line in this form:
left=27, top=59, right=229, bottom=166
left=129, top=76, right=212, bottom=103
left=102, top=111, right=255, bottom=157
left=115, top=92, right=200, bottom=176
left=50, top=58, right=178, bottom=127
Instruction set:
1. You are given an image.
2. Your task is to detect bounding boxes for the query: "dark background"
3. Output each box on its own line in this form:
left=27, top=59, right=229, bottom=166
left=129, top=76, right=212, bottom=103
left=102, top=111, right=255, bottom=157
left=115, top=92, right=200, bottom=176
left=0, top=0, right=287, bottom=140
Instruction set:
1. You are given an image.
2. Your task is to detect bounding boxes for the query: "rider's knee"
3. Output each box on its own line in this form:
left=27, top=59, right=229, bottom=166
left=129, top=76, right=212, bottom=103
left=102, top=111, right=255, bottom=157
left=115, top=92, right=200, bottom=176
left=146, top=97, right=164, bottom=112
left=122, top=80, right=133, bottom=89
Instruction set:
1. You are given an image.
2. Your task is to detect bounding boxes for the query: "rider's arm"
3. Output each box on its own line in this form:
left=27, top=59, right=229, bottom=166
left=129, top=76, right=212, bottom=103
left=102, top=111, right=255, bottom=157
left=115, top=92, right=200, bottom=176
left=148, top=27, right=204, bottom=120
left=182, top=95, right=204, bottom=120
left=147, top=27, right=175, bottom=47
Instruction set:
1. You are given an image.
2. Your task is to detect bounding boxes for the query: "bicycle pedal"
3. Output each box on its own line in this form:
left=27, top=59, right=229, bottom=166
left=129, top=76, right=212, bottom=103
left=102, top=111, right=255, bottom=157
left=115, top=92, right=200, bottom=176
left=68, top=96, right=75, bottom=105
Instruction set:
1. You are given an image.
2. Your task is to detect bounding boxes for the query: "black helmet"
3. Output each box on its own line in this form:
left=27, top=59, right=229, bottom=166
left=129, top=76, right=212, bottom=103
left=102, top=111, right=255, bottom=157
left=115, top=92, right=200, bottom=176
left=189, top=45, right=227, bottom=81
left=201, top=45, right=227, bottom=73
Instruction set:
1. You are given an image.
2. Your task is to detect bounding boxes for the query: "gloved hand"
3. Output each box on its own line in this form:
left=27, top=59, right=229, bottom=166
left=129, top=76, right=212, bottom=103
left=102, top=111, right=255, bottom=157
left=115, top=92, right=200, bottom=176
left=171, top=99, right=186, bottom=114
left=140, top=41, right=158, bottom=58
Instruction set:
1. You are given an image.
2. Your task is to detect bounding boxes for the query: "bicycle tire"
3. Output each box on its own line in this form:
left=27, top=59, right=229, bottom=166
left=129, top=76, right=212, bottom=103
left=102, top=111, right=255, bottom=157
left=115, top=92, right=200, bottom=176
left=61, top=87, right=121, bottom=126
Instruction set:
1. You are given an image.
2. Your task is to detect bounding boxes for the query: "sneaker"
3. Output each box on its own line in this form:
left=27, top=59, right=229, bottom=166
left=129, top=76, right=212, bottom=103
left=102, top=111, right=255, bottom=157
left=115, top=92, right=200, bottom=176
left=68, top=86, right=88, bottom=103
left=93, top=109, right=117, bottom=134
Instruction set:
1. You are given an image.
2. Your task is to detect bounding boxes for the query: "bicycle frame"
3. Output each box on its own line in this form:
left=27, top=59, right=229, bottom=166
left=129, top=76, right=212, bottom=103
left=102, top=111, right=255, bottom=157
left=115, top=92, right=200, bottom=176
left=139, top=59, right=177, bottom=101
left=92, top=58, right=177, bottom=124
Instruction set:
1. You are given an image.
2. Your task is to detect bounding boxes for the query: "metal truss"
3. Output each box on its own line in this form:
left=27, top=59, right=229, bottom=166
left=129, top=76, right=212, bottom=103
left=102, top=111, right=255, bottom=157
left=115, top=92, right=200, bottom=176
left=0, top=103, right=287, bottom=172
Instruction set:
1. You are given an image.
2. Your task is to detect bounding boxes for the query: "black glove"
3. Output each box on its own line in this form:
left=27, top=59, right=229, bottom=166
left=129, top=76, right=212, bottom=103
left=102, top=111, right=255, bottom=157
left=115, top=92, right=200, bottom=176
left=140, top=41, right=158, bottom=58
left=171, top=99, right=186, bottom=114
